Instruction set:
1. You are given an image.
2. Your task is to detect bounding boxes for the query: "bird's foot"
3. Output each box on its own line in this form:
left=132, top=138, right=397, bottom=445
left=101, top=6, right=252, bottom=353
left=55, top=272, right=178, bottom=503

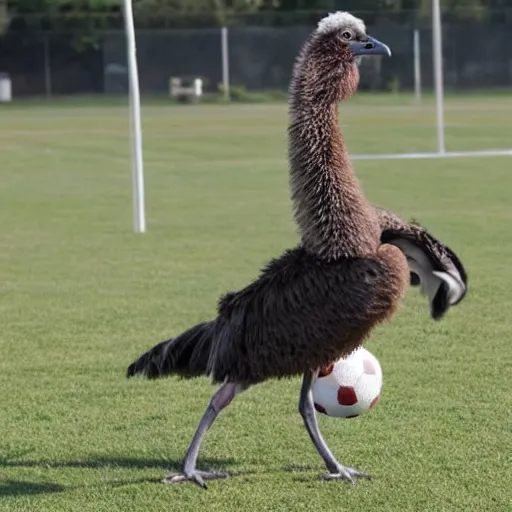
left=322, top=465, right=371, bottom=484
left=162, top=469, right=229, bottom=489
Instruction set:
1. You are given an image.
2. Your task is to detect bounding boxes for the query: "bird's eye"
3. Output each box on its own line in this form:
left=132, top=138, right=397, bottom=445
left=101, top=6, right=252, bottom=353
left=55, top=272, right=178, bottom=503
left=342, top=31, right=353, bottom=40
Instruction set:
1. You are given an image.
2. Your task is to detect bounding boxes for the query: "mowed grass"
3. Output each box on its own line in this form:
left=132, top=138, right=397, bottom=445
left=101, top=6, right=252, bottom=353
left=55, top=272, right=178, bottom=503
left=0, top=96, right=511, bottom=511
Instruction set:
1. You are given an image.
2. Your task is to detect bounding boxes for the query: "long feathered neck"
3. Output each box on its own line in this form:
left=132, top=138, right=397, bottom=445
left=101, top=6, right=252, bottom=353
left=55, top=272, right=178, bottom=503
left=288, top=49, right=380, bottom=261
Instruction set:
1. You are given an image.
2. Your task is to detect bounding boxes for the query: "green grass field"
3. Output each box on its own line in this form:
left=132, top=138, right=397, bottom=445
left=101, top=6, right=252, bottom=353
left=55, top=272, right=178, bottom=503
left=0, top=95, right=511, bottom=511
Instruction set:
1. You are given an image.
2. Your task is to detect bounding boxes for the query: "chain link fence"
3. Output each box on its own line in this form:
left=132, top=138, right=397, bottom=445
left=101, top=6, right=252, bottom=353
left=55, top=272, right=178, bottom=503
left=0, top=16, right=511, bottom=98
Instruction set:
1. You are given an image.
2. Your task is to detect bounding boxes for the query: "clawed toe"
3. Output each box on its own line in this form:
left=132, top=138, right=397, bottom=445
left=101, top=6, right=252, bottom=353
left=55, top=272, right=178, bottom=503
left=162, top=470, right=229, bottom=489
left=163, top=472, right=206, bottom=489
left=322, top=466, right=371, bottom=483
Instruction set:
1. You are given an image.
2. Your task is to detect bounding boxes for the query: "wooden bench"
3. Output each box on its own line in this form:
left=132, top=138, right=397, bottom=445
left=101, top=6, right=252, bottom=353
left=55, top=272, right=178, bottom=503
left=169, top=77, right=203, bottom=103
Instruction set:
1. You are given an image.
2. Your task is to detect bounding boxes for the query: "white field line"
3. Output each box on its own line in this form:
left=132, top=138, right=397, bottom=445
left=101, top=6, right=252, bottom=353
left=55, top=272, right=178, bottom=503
left=0, top=129, right=129, bottom=138
left=3, top=137, right=511, bottom=166
left=351, top=149, right=512, bottom=160
left=1, top=102, right=512, bottom=123
left=2, top=120, right=512, bottom=140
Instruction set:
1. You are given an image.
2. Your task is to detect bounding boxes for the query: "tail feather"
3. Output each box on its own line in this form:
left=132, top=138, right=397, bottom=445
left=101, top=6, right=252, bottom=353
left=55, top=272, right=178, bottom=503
left=127, top=321, right=214, bottom=379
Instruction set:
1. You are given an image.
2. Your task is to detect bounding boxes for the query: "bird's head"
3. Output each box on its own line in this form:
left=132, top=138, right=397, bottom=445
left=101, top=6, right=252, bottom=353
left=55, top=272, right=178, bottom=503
left=296, top=12, right=391, bottom=101
left=314, top=11, right=391, bottom=60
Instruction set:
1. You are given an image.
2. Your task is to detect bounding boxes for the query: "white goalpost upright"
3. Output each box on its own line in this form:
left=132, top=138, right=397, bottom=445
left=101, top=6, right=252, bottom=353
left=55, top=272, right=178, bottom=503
left=221, top=27, right=230, bottom=99
left=352, top=0, right=512, bottom=161
left=413, top=29, right=421, bottom=103
left=432, top=0, right=445, bottom=154
left=123, top=0, right=146, bottom=233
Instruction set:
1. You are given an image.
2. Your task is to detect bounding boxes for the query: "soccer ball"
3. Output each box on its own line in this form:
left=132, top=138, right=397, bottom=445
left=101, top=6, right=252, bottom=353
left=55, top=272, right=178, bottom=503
left=312, top=347, right=383, bottom=419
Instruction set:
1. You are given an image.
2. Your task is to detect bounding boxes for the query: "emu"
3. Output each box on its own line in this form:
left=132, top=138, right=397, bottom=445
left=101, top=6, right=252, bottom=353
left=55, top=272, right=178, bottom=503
left=127, top=12, right=467, bottom=488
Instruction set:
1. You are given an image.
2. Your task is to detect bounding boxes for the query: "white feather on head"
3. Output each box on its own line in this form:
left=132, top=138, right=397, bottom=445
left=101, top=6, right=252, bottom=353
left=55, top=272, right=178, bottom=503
left=316, top=11, right=366, bottom=35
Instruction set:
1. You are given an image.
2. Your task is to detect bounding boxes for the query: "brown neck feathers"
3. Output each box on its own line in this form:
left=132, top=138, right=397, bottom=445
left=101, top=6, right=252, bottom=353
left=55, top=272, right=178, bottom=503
left=287, top=41, right=380, bottom=261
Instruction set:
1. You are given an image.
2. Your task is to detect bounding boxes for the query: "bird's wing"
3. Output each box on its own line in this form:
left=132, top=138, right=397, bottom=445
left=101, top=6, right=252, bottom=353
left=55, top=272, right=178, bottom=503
left=375, top=206, right=467, bottom=320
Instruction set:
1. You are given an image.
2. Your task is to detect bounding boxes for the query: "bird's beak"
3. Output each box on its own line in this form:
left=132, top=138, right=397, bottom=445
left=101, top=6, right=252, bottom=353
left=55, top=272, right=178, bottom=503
left=348, top=36, right=391, bottom=57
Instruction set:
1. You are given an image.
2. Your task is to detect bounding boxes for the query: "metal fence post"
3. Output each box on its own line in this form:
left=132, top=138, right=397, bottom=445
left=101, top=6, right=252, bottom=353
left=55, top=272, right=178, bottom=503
left=413, top=29, right=421, bottom=102
left=44, top=33, right=52, bottom=98
left=221, top=26, right=230, bottom=99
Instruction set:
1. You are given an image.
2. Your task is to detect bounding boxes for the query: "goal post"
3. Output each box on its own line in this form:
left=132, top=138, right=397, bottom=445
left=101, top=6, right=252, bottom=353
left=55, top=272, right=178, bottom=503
left=123, top=0, right=146, bottom=233
left=432, top=0, right=445, bottom=155
left=413, top=28, right=421, bottom=104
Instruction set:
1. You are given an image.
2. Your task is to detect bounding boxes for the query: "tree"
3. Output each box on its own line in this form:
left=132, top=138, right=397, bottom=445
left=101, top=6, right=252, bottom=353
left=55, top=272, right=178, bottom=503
left=0, top=0, right=8, bottom=34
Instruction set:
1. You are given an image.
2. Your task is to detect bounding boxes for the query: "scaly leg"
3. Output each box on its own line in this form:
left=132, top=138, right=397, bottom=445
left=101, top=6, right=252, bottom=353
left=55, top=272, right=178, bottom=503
left=299, top=370, right=371, bottom=483
left=163, top=381, right=245, bottom=489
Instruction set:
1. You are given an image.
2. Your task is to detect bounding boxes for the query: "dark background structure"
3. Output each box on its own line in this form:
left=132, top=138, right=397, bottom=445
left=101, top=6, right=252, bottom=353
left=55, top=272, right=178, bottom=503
left=1, top=0, right=511, bottom=96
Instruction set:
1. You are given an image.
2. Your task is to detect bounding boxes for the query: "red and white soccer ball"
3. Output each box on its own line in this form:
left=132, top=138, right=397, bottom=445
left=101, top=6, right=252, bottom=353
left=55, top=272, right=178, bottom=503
left=312, top=347, right=383, bottom=419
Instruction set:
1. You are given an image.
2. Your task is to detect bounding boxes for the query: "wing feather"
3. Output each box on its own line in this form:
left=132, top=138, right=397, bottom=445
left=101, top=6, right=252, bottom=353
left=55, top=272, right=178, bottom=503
left=375, top=206, right=467, bottom=320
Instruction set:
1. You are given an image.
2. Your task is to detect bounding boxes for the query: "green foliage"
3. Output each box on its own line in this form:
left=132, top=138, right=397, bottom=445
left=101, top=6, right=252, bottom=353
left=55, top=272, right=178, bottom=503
left=261, top=0, right=512, bottom=15
left=0, top=1, right=9, bottom=34
left=6, top=0, right=512, bottom=28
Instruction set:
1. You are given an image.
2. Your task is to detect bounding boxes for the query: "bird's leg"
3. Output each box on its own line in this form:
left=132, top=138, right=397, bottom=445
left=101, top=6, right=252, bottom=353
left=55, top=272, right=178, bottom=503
left=163, top=381, right=245, bottom=489
left=299, top=370, right=371, bottom=483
